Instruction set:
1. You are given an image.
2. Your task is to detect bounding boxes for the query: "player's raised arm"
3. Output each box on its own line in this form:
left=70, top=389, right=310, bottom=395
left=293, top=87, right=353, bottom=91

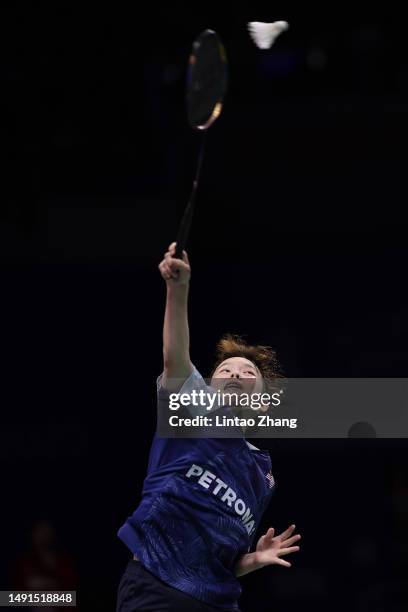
left=158, top=242, right=193, bottom=389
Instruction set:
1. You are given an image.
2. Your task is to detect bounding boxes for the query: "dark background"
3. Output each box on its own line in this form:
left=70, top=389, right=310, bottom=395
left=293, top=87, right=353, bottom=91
left=2, top=1, right=408, bottom=610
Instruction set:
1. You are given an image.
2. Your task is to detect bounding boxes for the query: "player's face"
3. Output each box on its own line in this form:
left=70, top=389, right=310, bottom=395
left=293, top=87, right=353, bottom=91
left=210, top=357, right=263, bottom=395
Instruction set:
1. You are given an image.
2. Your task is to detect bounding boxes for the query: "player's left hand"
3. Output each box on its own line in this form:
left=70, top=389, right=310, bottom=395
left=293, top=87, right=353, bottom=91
left=255, top=524, right=301, bottom=568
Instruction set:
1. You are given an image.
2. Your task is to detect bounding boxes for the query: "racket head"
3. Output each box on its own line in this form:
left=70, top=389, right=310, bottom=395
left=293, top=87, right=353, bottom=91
left=186, top=29, right=228, bottom=131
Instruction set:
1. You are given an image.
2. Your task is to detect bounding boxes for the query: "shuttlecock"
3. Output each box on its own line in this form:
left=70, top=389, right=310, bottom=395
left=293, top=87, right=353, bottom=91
left=247, top=21, right=289, bottom=49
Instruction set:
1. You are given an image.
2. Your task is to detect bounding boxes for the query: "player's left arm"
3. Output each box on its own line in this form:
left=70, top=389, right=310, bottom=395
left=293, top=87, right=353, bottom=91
left=234, top=524, right=301, bottom=577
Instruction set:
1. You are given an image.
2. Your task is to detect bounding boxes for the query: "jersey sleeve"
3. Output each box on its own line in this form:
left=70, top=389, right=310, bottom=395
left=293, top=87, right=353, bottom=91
left=156, top=365, right=209, bottom=395
left=147, top=366, right=209, bottom=470
left=155, top=365, right=214, bottom=439
left=156, top=365, right=213, bottom=414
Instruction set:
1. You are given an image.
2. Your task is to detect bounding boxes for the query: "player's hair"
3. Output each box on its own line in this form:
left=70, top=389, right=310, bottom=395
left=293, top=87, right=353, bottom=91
left=211, top=333, right=283, bottom=389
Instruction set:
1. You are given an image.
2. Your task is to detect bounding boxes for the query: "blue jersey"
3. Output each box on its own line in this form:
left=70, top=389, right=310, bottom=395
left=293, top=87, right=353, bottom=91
left=118, top=367, right=275, bottom=610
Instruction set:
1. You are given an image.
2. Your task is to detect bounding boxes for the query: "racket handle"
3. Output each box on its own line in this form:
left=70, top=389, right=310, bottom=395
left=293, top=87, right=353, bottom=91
left=175, top=198, right=195, bottom=259
left=174, top=132, right=207, bottom=259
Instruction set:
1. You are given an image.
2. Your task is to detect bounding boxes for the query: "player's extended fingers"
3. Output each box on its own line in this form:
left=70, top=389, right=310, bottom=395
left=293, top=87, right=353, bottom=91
left=276, top=546, right=300, bottom=557
left=276, top=558, right=291, bottom=568
left=279, top=524, right=296, bottom=541
left=182, top=250, right=190, bottom=265
left=282, top=534, right=301, bottom=547
left=265, top=528, right=275, bottom=540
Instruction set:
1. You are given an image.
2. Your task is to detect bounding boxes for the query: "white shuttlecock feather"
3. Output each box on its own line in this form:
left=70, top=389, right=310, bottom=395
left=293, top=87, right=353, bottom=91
left=247, top=21, right=289, bottom=49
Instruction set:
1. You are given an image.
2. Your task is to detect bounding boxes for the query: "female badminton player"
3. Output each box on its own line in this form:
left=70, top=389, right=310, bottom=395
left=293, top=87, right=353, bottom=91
left=116, top=243, right=301, bottom=612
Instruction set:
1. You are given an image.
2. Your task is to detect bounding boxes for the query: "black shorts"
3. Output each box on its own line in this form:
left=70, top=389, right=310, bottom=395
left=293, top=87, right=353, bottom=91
left=116, top=559, right=239, bottom=612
